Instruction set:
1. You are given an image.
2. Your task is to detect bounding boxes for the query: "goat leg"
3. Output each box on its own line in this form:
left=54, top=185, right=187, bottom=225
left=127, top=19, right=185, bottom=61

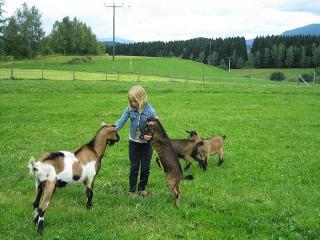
left=32, top=181, right=43, bottom=224
left=155, top=156, right=163, bottom=170
left=218, top=152, right=224, bottom=166
left=37, top=180, right=56, bottom=234
left=85, top=177, right=95, bottom=209
left=184, top=156, right=192, bottom=171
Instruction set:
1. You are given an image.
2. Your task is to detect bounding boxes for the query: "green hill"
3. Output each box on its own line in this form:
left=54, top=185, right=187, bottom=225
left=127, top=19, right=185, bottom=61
left=0, top=55, right=235, bottom=80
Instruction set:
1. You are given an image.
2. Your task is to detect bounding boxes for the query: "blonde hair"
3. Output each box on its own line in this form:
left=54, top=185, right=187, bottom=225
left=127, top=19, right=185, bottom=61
left=128, top=85, right=147, bottom=110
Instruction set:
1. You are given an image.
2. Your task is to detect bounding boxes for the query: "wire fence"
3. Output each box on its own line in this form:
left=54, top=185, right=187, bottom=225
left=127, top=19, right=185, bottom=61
left=0, top=65, right=318, bottom=87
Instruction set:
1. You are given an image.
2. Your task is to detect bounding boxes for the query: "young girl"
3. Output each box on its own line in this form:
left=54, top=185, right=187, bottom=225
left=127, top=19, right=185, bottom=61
left=115, top=85, right=157, bottom=197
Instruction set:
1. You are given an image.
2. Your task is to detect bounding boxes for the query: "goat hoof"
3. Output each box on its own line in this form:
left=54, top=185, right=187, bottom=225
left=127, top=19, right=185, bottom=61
left=37, top=221, right=44, bottom=235
left=86, top=203, right=93, bottom=209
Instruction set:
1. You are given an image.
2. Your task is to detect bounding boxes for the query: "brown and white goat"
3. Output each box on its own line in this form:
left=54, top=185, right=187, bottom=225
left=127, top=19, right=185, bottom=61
left=187, top=130, right=226, bottom=169
left=144, top=118, right=193, bottom=208
left=28, top=122, right=120, bottom=234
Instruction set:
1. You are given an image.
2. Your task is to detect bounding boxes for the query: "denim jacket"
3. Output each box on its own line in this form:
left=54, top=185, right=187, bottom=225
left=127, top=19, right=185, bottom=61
left=115, top=102, right=156, bottom=139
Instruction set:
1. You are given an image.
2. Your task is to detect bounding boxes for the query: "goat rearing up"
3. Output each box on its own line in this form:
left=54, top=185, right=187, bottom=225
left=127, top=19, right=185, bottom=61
left=28, top=122, right=120, bottom=234
left=144, top=118, right=193, bottom=208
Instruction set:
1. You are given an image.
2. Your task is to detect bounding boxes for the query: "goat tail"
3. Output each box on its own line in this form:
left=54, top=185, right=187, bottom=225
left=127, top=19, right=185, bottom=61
left=183, top=174, right=194, bottom=180
left=28, top=157, right=36, bottom=175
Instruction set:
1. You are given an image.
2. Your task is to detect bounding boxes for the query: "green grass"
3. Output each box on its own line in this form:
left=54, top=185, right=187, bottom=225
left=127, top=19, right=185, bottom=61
left=0, top=55, right=238, bottom=80
left=233, top=68, right=316, bottom=81
left=0, top=77, right=319, bottom=239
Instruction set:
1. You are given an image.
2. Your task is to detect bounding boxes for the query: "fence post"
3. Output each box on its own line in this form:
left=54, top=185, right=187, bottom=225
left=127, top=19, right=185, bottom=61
left=105, top=73, right=108, bottom=81
left=202, top=67, right=205, bottom=84
left=73, top=70, right=76, bottom=80
left=41, top=64, right=44, bottom=80
left=130, top=59, right=132, bottom=73
left=10, top=57, right=14, bottom=80
left=138, top=66, right=140, bottom=82
left=170, top=65, right=173, bottom=81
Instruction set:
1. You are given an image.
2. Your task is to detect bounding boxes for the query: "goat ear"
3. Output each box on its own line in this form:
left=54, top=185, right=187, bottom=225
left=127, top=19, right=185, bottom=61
left=185, top=130, right=191, bottom=134
left=101, top=121, right=106, bottom=126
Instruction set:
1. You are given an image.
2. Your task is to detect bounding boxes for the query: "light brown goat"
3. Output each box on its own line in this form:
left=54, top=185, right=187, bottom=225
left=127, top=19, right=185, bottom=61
left=187, top=130, right=226, bottom=169
left=28, top=122, right=119, bottom=234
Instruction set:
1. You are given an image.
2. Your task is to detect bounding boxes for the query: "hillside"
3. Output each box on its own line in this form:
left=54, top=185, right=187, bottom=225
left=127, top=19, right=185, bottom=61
left=0, top=55, right=235, bottom=80
left=281, top=23, right=320, bottom=36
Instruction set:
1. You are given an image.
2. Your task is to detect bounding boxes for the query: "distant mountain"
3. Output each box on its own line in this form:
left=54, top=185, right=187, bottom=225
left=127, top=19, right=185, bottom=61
left=99, top=37, right=135, bottom=45
left=281, top=24, right=320, bottom=36
left=245, top=39, right=254, bottom=48
left=246, top=23, right=320, bottom=48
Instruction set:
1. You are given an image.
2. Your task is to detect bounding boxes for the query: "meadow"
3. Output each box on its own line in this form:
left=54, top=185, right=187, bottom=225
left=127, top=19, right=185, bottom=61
left=0, top=58, right=319, bottom=239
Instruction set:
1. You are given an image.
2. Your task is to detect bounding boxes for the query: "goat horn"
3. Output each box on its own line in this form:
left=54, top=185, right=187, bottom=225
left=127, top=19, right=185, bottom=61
left=185, top=130, right=191, bottom=133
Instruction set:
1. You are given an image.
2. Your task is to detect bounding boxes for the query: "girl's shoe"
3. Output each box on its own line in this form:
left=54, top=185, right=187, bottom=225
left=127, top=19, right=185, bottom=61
left=138, top=190, right=150, bottom=197
left=129, top=191, right=137, bottom=197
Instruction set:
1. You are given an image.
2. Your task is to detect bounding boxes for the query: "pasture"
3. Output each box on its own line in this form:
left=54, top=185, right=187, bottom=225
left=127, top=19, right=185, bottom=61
left=0, top=68, right=319, bottom=239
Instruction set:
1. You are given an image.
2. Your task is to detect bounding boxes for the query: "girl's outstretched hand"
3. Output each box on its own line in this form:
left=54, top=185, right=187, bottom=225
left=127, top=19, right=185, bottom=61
left=144, top=135, right=152, bottom=141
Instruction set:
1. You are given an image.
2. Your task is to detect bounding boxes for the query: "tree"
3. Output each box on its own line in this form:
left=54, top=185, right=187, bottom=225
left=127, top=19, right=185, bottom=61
left=263, top=48, right=270, bottom=67
left=48, top=17, right=101, bottom=55
left=198, top=51, right=205, bottom=63
left=218, top=59, right=227, bottom=70
left=300, top=47, right=306, bottom=67
left=15, top=3, right=44, bottom=57
left=0, top=0, right=6, bottom=56
left=3, top=3, right=44, bottom=58
left=312, top=46, right=320, bottom=67
left=3, top=17, right=20, bottom=57
left=245, top=52, right=254, bottom=68
left=285, top=46, right=294, bottom=68
left=236, top=57, right=244, bottom=69
left=208, top=51, right=219, bottom=65
left=254, top=50, right=261, bottom=67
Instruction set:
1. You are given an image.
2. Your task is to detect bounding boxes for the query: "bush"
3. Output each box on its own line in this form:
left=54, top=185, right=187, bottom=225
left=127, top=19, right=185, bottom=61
left=270, top=71, right=285, bottom=81
left=67, top=57, right=93, bottom=64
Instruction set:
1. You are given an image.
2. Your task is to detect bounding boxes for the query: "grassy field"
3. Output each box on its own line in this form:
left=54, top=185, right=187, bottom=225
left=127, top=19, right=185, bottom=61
left=1, top=55, right=316, bottom=84
left=0, top=76, right=319, bottom=239
left=0, top=55, right=236, bottom=80
left=232, top=68, right=316, bottom=81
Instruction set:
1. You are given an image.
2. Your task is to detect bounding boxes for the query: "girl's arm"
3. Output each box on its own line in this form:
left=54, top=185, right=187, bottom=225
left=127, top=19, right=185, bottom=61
left=114, top=107, right=130, bottom=131
left=149, top=103, right=157, bottom=118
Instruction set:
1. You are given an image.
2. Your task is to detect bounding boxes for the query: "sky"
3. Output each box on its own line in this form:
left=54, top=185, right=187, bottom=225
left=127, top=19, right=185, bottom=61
left=3, top=0, right=320, bottom=42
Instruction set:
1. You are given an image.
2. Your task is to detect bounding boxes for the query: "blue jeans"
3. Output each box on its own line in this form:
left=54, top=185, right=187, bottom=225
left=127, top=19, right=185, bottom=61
left=128, top=140, right=153, bottom=192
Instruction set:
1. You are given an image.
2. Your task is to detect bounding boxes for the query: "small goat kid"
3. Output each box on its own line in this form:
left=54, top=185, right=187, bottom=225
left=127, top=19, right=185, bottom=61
left=144, top=118, right=193, bottom=208
left=28, top=122, right=119, bottom=234
left=187, top=130, right=226, bottom=169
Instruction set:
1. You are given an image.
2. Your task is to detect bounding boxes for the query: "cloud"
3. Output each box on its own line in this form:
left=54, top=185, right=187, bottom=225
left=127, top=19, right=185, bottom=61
left=274, top=0, right=320, bottom=15
left=3, top=0, right=320, bottom=41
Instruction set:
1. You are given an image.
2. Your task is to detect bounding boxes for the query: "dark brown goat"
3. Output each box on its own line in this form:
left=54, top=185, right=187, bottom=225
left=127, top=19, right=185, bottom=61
left=155, top=137, right=206, bottom=171
left=144, top=118, right=193, bottom=207
left=187, top=130, right=226, bottom=168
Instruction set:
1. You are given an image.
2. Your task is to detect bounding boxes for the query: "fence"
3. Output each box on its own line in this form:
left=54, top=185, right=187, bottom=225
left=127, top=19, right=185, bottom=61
left=0, top=62, right=318, bottom=87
